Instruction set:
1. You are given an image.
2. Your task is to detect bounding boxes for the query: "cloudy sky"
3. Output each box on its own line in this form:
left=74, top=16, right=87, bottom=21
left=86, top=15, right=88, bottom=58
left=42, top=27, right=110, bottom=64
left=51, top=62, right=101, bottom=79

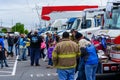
left=0, top=0, right=108, bottom=30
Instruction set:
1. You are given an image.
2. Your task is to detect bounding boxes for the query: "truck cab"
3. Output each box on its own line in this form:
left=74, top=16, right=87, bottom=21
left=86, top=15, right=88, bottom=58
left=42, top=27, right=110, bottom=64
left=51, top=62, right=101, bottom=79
left=94, top=4, right=120, bottom=38
left=71, top=10, right=104, bottom=40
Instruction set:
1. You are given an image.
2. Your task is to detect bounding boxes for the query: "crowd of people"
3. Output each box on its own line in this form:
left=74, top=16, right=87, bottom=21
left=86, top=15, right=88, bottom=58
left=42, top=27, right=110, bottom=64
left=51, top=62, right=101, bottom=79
left=0, top=29, right=107, bottom=80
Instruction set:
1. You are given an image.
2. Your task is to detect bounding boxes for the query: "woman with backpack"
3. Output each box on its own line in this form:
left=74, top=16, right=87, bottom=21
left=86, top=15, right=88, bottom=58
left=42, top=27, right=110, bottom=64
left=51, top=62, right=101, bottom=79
left=40, top=36, right=46, bottom=59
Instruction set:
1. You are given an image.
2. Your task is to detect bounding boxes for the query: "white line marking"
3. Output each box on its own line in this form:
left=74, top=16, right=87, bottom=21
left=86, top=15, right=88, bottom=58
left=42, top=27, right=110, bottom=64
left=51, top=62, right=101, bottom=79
left=12, top=55, right=18, bottom=76
left=30, top=74, right=33, bottom=77
left=51, top=73, right=58, bottom=76
left=3, top=67, right=13, bottom=70
left=47, top=74, right=51, bottom=76
left=0, top=75, right=13, bottom=77
left=7, top=62, right=15, bottom=64
left=0, top=71, right=12, bottom=73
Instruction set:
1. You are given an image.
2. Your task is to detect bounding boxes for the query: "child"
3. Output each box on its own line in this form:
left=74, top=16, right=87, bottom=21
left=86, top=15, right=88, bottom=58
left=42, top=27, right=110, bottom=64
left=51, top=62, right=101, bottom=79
left=0, top=45, right=8, bottom=68
left=46, top=43, right=55, bottom=69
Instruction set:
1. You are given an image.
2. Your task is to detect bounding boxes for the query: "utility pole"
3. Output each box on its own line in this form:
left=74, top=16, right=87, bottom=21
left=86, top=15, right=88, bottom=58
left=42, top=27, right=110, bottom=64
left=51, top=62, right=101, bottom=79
left=100, top=0, right=103, bottom=6
left=35, top=4, right=41, bottom=28
left=0, top=19, right=3, bottom=27
left=11, top=19, right=16, bottom=31
left=11, top=19, right=13, bottom=26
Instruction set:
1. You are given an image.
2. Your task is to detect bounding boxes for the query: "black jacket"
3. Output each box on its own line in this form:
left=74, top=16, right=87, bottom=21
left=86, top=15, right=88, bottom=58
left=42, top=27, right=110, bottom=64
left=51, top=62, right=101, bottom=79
left=28, top=32, right=43, bottom=48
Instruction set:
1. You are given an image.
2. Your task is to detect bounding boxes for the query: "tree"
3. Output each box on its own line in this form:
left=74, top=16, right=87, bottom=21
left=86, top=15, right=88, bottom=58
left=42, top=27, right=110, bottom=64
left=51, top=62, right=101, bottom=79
left=12, top=23, right=25, bottom=34
left=1, top=28, right=7, bottom=33
left=24, top=29, right=29, bottom=34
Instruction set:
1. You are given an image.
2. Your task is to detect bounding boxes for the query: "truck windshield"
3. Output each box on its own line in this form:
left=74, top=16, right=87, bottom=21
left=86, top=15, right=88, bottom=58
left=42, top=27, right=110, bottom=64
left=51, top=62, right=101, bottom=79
left=81, top=19, right=92, bottom=29
left=57, top=25, right=67, bottom=30
left=71, top=19, right=81, bottom=30
left=66, top=22, right=74, bottom=30
left=104, top=7, right=120, bottom=29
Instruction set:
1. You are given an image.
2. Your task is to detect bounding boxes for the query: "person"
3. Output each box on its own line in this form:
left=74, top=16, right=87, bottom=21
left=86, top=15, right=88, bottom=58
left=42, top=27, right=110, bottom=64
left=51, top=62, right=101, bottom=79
left=26, top=38, right=30, bottom=56
left=0, top=45, right=9, bottom=68
left=0, top=35, right=9, bottom=67
left=70, top=29, right=78, bottom=42
left=28, top=30, right=43, bottom=66
left=46, top=43, right=54, bottom=69
left=53, top=32, right=60, bottom=43
left=40, top=36, right=46, bottom=59
left=45, top=32, right=49, bottom=49
left=48, top=33, right=54, bottom=48
left=75, top=32, right=98, bottom=80
left=17, top=34, right=27, bottom=61
left=52, top=32, right=80, bottom=80
left=14, top=35, right=20, bottom=56
left=75, top=31, right=90, bottom=42
left=7, top=34, right=14, bottom=57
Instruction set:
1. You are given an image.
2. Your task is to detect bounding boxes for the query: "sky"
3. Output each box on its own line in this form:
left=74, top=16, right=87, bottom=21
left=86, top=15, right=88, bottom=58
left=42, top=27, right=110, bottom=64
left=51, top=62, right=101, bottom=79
left=0, top=0, right=109, bottom=30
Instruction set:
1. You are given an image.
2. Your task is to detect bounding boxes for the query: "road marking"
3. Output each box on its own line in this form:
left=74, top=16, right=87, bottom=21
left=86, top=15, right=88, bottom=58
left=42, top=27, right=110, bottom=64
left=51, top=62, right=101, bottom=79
left=0, top=75, right=13, bottom=77
left=2, top=67, right=13, bottom=70
left=30, top=73, right=58, bottom=77
left=0, top=71, right=12, bottom=73
left=47, top=74, right=51, bottom=76
left=11, top=55, right=18, bottom=76
left=30, top=74, right=33, bottom=77
left=7, top=62, right=15, bottom=64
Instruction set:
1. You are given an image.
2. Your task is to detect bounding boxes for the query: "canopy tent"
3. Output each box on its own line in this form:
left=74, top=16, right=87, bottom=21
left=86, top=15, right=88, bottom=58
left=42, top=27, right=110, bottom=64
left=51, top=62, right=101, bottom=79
left=41, top=5, right=98, bottom=21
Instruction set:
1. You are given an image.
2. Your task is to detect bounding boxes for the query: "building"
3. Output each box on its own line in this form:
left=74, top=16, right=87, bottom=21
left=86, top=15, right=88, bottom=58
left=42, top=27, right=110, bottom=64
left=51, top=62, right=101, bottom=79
left=0, top=26, right=11, bottom=32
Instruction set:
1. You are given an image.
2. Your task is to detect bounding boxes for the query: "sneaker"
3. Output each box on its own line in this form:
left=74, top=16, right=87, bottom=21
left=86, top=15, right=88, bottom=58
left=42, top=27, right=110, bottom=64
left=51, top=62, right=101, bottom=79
left=49, top=66, right=54, bottom=69
left=46, top=65, right=51, bottom=68
left=35, top=64, right=40, bottom=66
left=17, top=59, right=21, bottom=61
left=5, top=65, right=9, bottom=67
left=22, top=59, right=27, bottom=61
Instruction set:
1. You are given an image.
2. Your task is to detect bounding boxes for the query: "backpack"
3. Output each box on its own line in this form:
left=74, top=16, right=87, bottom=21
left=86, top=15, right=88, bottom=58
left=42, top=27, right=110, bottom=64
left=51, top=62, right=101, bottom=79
left=31, top=36, right=39, bottom=43
left=41, top=41, right=46, bottom=49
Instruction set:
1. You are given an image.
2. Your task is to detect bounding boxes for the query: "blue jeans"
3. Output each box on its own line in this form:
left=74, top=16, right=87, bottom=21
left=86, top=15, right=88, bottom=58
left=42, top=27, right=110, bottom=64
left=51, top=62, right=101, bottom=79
left=27, top=46, right=30, bottom=56
left=57, top=68, right=75, bottom=80
left=8, top=46, right=14, bottom=57
left=8, top=46, right=13, bottom=53
left=30, top=48, right=40, bottom=65
left=96, top=62, right=102, bottom=73
left=0, top=60, right=3, bottom=68
left=15, top=46, right=19, bottom=56
left=76, top=58, right=86, bottom=80
left=18, top=47, right=27, bottom=60
left=48, top=58, right=53, bottom=66
left=85, top=64, right=98, bottom=80
left=4, top=59, right=8, bottom=66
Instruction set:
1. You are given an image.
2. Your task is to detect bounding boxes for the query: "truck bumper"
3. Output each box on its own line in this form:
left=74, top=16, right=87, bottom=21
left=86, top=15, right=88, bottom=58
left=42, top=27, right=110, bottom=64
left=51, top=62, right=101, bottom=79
left=96, top=72, right=120, bottom=80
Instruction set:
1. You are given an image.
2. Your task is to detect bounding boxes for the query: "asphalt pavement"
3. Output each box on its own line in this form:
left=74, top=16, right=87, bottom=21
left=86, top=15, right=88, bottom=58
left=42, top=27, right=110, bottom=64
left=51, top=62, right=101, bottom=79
left=0, top=39, right=58, bottom=80
left=0, top=56, right=58, bottom=80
